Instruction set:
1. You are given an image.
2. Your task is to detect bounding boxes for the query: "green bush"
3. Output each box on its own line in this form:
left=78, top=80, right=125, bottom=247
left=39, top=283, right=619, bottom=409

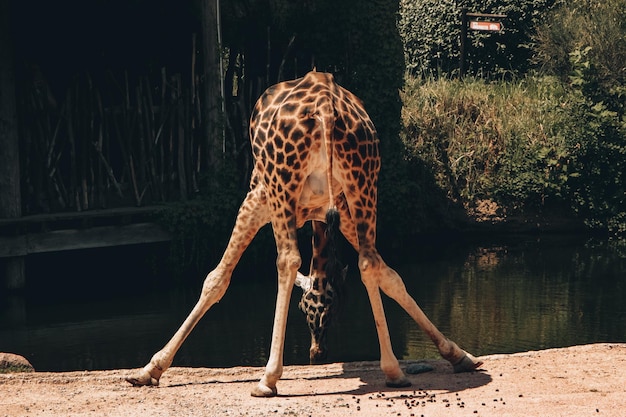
left=400, top=72, right=625, bottom=234
left=556, top=89, right=626, bottom=234
left=533, top=0, right=626, bottom=108
left=401, top=75, right=566, bottom=211
left=399, top=0, right=557, bottom=77
left=533, top=0, right=626, bottom=234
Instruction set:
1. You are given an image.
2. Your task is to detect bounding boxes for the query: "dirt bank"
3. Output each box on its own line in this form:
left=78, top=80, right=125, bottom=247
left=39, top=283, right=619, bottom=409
left=1, top=343, right=624, bottom=417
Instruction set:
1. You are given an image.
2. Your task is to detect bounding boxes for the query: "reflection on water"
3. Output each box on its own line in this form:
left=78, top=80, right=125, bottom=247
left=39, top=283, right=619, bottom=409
left=394, top=236, right=626, bottom=360
left=0, top=234, right=624, bottom=372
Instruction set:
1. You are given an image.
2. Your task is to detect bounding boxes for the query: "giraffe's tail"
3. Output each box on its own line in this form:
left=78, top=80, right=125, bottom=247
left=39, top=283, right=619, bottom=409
left=316, top=73, right=345, bottom=304
left=325, top=207, right=341, bottom=275
left=324, top=207, right=345, bottom=310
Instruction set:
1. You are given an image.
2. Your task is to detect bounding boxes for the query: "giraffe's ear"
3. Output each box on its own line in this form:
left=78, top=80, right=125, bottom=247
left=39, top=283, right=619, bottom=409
left=295, top=271, right=313, bottom=292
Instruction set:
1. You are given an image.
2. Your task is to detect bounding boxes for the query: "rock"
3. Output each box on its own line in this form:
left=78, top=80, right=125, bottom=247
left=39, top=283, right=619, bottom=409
left=0, top=352, right=35, bottom=372
left=405, top=362, right=434, bottom=374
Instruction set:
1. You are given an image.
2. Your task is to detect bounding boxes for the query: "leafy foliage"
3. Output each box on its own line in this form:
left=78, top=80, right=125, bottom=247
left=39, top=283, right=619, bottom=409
left=558, top=93, right=626, bottom=234
left=401, top=75, right=569, bottom=212
left=533, top=0, right=626, bottom=102
left=532, top=0, right=626, bottom=233
left=399, top=0, right=557, bottom=77
left=401, top=71, right=625, bottom=234
left=399, top=0, right=625, bottom=235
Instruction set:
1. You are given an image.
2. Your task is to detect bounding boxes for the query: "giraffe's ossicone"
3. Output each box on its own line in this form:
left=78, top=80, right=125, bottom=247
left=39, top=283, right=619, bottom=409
left=126, top=71, right=482, bottom=397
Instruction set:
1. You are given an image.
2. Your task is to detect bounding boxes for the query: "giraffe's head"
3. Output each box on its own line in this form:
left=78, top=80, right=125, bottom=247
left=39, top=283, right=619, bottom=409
left=295, top=267, right=347, bottom=364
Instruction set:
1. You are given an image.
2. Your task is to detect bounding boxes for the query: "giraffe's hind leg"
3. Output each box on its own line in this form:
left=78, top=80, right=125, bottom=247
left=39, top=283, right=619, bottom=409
left=358, top=250, right=481, bottom=387
left=358, top=251, right=412, bottom=387
left=126, top=187, right=270, bottom=387
left=338, top=198, right=480, bottom=386
left=376, top=261, right=483, bottom=372
left=251, top=219, right=301, bottom=397
left=335, top=199, right=411, bottom=386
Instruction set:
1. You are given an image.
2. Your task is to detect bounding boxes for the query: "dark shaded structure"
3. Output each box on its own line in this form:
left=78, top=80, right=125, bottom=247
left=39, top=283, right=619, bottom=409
left=0, top=0, right=406, bottom=289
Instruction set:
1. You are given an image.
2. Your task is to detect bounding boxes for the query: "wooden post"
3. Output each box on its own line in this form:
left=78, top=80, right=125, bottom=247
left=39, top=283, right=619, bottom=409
left=460, top=11, right=507, bottom=77
left=200, top=0, right=222, bottom=177
left=0, top=0, right=25, bottom=290
left=460, top=8, right=468, bottom=77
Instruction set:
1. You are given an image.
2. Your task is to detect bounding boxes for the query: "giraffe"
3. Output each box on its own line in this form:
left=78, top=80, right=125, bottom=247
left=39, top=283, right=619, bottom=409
left=125, top=70, right=482, bottom=397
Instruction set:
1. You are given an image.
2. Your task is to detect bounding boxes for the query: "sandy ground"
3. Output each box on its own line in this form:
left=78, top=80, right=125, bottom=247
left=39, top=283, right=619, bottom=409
left=1, top=343, right=624, bottom=417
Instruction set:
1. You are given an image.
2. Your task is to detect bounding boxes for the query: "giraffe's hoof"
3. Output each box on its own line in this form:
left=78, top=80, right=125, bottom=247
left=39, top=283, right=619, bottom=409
left=125, top=369, right=160, bottom=387
left=452, top=354, right=483, bottom=373
left=250, top=382, right=278, bottom=397
left=385, top=375, right=412, bottom=388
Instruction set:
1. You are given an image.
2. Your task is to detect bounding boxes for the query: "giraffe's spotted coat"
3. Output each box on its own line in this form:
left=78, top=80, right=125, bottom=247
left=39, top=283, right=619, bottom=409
left=126, top=71, right=481, bottom=397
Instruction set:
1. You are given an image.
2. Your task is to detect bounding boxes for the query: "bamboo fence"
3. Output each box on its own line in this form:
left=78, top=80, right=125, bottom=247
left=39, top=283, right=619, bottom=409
left=18, top=31, right=303, bottom=217
left=19, top=66, right=206, bottom=214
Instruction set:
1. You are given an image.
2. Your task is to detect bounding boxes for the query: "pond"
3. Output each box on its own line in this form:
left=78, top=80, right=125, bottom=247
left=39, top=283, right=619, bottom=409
left=1, top=233, right=624, bottom=372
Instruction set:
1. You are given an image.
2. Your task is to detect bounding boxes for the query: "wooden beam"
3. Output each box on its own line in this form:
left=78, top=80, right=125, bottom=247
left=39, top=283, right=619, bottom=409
left=466, top=12, right=507, bottom=19
left=0, top=206, right=164, bottom=228
left=0, top=0, right=20, bottom=220
left=0, top=223, right=170, bottom=257
left=0, top=0, right=25, bottom=289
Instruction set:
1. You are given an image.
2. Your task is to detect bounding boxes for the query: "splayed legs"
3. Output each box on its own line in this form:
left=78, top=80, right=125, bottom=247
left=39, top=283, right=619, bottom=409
left=125, top=266, right=233, bottom=386
left=379, top=259, right=481, bottom=370
left=358, top=250, right=482, bottom=387
left=126, top=188, right=270, bottom=387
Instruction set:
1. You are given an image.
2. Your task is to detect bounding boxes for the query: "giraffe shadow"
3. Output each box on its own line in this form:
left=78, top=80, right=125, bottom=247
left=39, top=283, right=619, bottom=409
left=277, top=360, right=492, bottom=397
left=162, top=359, right=491, bottom=397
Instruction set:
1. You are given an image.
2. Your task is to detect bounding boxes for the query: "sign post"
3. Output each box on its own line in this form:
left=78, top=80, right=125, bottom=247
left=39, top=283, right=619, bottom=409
left=469, top=21, right=502, bottom=31
left=460, top=9, right=507, bottom=77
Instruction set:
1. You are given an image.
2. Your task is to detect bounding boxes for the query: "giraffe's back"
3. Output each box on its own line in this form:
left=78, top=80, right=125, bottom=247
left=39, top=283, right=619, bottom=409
left=249, top=71, right=380, bottom=228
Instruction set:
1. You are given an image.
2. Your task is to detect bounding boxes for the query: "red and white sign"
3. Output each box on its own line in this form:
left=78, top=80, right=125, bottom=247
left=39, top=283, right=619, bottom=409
left=469, top=21, right=502, bottom=31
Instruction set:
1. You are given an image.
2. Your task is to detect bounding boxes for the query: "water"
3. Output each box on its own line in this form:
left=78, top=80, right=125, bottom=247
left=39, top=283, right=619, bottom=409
left=1, top=234, right=624, bottom=372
